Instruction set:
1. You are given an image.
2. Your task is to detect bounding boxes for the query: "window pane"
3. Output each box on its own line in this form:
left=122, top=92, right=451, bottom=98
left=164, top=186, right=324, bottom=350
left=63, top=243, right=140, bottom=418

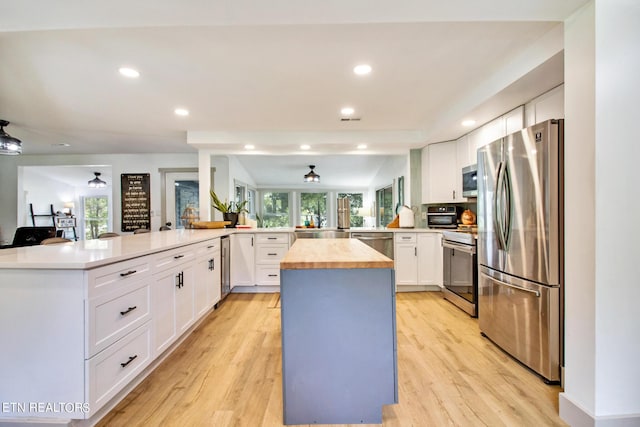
left=376, top=186, right=394, bottom=227
left=300, top=193, right=327, bottom=228
left=261, top=192, right=290, bottom=227
left=338, top=192, right=364, bottom=227
left=84, top=196, right=109, bottom=239
left=247, top=188, right=256, bottom=218
left=175, top=180, right=199, bottom=229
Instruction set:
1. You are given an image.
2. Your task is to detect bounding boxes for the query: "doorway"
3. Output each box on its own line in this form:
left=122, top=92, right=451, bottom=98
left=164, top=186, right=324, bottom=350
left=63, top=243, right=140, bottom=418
left=165, top=172, right=199, bottom=229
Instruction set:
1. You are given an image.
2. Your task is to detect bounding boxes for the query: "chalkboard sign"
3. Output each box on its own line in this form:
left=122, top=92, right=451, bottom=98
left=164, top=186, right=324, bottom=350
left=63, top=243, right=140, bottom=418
left=121, top=173, right=151, bottom=232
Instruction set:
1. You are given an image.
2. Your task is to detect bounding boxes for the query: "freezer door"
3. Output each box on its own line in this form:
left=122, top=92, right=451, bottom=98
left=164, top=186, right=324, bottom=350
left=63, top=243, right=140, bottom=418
left=477, top=137, right=503, bottom=270
left=478, top=266, right=560, bottom=382
left=502, top=120, right=562, bottom=286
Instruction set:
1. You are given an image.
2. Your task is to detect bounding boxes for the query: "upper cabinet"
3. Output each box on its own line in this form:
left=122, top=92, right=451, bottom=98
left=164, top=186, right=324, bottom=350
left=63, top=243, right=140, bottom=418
left=422, top=141, right=461, bottom=204
left=470, top=106, right=524, bottom=151
left=525, top=85, right=564, bottom=127
left=422, top=106, right=525, bottom=205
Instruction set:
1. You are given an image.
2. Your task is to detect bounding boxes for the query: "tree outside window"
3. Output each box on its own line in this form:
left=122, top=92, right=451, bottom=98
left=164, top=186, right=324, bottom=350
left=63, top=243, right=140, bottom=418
left=262, top=192, right=290, bottom=227
left=300, top=193, right=327, bottom=227
left=338, top=192, right=364, bottom=227
left=84, top=196, right=109, bottom=239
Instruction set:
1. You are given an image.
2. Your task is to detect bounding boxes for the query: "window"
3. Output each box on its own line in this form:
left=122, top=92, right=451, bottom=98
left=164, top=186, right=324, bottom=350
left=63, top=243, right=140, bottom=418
left=337, top=192, right=364, bottom=227
left=376, top=186, right=394, bottom=227
left=300, top=192, right=327, bottom=227
left=261, top=192, right=290, bottom=227
left=84, top=196, right=109, bottom=239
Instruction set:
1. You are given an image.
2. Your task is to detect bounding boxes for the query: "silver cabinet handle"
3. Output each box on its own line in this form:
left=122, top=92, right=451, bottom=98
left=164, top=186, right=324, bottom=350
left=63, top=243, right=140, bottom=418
left=480, top=272, right=540, bottom=297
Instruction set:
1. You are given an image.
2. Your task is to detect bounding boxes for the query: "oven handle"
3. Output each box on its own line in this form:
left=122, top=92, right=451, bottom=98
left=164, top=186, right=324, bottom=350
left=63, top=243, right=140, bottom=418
left=480, top=272, right=540, bottom=297
left=442, top=239, right=476, bottom=254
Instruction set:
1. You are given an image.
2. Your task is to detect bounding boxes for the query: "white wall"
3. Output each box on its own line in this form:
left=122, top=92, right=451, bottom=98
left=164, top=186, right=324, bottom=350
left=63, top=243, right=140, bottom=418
left=368, top=153, right=410, bottom=212
left=0, top=153, right=198, bottom=241
left=561, top=0, right=640, bottom=424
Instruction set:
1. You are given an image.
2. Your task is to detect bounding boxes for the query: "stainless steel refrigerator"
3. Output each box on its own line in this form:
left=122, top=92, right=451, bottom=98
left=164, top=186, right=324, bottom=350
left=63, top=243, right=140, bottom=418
left=477, top=119, right=563, bottom=383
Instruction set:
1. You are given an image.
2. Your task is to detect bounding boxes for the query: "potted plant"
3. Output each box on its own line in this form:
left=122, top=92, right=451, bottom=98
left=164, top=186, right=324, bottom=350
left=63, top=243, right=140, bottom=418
left=210, top=190, right=249, bottom=228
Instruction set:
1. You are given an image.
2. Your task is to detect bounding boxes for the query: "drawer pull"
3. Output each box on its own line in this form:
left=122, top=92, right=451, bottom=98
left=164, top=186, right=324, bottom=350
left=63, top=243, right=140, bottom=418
left=267, top=237, right=277, bottom=240
left=120, top=306, right=138, bottom=316
left=119, top=270, right=137, bottom=277
left=207, top=245, right=215, bottom=249
left=268, top=274, right=278, bottom=277
left=174, top=254, right=185, bottom=259
left=402, top=237, right=412, bottom=240
left=120, top=354, right=138, bottom=368
left=267, top=253, right=278, bottom=256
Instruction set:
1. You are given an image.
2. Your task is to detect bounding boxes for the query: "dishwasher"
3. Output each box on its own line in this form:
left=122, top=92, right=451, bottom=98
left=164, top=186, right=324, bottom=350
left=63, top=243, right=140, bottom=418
left=351, top=232, right=394, bottom=260
left=220, top=235, right=230, bottom=300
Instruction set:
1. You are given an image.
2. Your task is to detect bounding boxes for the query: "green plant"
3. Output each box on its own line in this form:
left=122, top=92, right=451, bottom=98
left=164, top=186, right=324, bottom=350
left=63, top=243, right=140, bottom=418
left=210, top=190, right=249, bottom=214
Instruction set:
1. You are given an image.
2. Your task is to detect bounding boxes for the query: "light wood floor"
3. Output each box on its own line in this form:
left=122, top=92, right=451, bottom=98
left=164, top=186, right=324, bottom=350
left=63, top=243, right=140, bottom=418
left=97, top=292, right=567, bottom=427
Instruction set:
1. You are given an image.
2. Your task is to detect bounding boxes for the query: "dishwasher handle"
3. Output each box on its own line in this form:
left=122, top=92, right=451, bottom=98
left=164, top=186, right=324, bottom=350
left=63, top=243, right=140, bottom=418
left=352, top=235, right=393, bottom=241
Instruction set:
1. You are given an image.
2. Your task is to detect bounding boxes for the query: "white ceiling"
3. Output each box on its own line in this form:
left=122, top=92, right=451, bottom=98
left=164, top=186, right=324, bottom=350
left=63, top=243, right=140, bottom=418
left=1, top=0, right=585, bottom=185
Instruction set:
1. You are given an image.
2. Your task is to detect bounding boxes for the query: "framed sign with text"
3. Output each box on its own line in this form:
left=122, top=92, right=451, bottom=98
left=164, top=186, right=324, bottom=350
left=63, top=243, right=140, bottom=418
left=121, top=173, right=151, bottom=232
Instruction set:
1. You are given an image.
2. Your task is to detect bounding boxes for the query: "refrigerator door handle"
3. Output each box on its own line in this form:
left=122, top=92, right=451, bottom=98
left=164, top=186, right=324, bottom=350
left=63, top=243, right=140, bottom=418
left=502, top=163, right=512, bottom=249
left=480, top=272, right=540, bottom=297
left=494, top=161, right=507, bottom=251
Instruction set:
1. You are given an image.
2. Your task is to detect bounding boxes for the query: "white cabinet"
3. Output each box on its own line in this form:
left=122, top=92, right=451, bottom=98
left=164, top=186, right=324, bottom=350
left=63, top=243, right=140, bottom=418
left=456, top=134, right=475, bottom=169
left=525, top=85, right=564, bottom=126
left=417, top=233, right=443, bottom=286
left=194, top=239, right=221, bottom=316
left=394, top=233, right=443, bottom=288
left=152, top=246, right=196, bottom=355
left=504, top=106, right=524, bottom=135
left=470, top=106, right=524, bottom=151
left=231, top=233, right=255, bottom=287
left=255, top=233, right=290, bottom=287
left=422, top=141, right=461, bottom=204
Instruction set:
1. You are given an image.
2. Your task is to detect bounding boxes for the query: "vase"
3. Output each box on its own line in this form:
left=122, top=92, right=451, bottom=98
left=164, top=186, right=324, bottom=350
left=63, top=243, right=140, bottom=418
left=223, top=212, right=238, bottom=228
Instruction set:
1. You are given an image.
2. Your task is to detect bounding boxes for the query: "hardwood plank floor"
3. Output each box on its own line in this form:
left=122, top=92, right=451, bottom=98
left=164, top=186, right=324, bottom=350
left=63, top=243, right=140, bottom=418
left=97, top=292, right=566, bottom=427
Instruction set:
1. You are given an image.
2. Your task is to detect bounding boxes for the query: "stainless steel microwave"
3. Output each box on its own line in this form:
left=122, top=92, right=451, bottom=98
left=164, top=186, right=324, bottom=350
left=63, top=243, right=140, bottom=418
left=462, top=164, right=477, bottom=198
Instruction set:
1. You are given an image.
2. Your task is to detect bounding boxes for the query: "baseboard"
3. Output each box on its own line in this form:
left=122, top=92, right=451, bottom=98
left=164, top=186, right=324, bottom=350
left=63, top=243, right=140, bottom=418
left=396, top=285, right=441, bottom=292
left=559, top=393, right=640, bottom=426
left=231, top=286, right=279, bottom=293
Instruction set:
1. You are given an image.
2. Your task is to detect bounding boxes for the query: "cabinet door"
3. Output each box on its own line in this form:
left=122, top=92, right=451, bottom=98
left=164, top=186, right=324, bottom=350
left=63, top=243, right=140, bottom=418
left=230, top=234, right=255, bottom=287
left=417, top=233, right=443, bottom=286
left=175, top=264, right=195, bottom=335
left=207, top=249, right=222, bottom=307
left=152, top=269, right=178, bottom=355
left=428, top=141, right=458, bottom=203
left=394, top=243, right=418, bottom=285
left=194, top=250, right=221, bottom=316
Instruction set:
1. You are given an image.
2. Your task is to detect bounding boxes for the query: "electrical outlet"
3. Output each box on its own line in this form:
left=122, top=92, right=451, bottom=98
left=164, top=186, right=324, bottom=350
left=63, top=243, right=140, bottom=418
left=421, top=212, right=427, bottom=220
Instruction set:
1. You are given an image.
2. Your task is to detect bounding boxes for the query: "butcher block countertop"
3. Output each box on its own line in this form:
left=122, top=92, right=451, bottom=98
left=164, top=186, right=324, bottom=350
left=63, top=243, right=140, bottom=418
left=280, top=238, right=394, bottom=270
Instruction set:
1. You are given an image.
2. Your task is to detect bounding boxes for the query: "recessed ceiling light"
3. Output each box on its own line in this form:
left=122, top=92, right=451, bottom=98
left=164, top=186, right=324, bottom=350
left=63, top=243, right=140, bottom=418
left=118, top=67, right=140, bottom=78
left=462, top=119, right=476, bottom=127
left=300, top=144, right=311, bottom=150
left=353, top=64, right=372, bottom=75
left=51, top=143, right=70, bottom=147
left=174, top=108, right=189, bottom=116
left=244, top=144, right=255, bottom=150
left=341, top=107, right=355, bottom=116
left=357, top=144, right=367, bottom=150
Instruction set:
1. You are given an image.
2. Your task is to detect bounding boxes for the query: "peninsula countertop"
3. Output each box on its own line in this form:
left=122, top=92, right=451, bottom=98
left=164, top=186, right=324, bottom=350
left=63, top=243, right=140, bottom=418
left=280, top=238, right=394, bottom=270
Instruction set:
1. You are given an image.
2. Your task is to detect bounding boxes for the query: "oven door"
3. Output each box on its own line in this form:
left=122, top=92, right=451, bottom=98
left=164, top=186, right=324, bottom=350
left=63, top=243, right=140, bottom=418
left=442, top=239, right=478, bottom=316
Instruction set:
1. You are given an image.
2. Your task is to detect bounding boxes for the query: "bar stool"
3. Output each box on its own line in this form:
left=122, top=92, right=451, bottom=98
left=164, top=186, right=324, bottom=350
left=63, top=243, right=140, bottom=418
left=98, top=232, right=120, bottom=239
left=40, top=237, right=72, bottom=245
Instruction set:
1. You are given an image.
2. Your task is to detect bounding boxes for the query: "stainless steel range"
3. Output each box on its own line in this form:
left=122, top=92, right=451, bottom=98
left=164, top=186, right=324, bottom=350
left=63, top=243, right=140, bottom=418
left=442, top=230, right=478, bottom=317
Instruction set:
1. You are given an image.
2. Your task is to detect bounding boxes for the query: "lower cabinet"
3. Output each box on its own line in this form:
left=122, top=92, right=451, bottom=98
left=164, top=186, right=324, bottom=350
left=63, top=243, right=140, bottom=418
left=394, top=232, right=443, bottom=287
left=194, top=239, right=221, bottom=316
left=152, top=249, right=195, bottom=356
left=255, top=233, right=289, bottom=286
left=230, top=233, right=255, bottom=287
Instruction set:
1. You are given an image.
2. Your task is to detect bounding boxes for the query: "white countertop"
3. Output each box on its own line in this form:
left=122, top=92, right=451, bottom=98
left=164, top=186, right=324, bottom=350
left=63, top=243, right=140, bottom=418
left=0, top=227, right=444, bottom=270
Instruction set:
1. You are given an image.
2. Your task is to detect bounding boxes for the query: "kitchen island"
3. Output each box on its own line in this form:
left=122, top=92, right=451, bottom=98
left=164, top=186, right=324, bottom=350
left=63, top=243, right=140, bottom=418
left=279, top=238, right=398, bottom=425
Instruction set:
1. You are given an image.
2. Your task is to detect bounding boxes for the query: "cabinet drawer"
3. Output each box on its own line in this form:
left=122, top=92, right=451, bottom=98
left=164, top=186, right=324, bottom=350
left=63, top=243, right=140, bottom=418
left=87, top=322, right=152, bottom=414
left=196, top=239, right=220, bottom=256
left=256, top=233, right=289, bottom=244
left=256, top=245, right=288, bottom=264
left=87, top=281, right=151, bottom=357
left=154, top=246, right=196, bottom=271
left=88, top=257, right=151, bottom=297
left=256, top=265, right=281, bottom=285
left=395, top=233, right=416, bottom=244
